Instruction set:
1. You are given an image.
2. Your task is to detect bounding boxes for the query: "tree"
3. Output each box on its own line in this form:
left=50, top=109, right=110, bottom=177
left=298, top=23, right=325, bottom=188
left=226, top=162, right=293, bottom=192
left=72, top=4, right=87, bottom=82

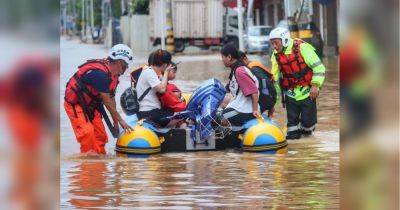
left=131, top=0, right=149, bottom=15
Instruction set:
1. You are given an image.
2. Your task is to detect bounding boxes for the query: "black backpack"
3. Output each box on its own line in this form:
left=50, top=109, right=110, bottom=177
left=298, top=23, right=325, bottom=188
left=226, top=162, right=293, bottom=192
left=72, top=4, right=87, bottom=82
left=248, top=66, right=277, bottom=113
left=120, top=66, right=151, bottom=115
left=231, top=65, right=277, bottom=113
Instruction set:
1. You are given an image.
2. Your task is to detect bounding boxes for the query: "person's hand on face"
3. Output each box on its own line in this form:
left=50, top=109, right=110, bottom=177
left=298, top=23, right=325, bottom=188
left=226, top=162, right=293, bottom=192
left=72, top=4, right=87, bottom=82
left=164, top=64, right=173, bottom=76
left=163, top=64, right=173, bottom=78
left=165, top=63, right=175, bottom=72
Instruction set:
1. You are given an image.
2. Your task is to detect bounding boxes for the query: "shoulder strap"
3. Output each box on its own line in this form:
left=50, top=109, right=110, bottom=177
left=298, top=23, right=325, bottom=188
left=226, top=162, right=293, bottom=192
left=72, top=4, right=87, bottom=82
left=230, top=69, right=240, bottom=96
left=130, top=66, right=145, bottom=88
left=73, top=74, right=99, bottom=101
left=235, top=78, right=240, bottom=96
left=138, top=87, right=151, bottom=102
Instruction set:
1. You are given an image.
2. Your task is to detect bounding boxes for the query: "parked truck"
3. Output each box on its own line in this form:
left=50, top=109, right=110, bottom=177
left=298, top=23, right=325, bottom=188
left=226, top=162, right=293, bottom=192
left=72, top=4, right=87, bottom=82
left=149, top=0, right=241, bottom=52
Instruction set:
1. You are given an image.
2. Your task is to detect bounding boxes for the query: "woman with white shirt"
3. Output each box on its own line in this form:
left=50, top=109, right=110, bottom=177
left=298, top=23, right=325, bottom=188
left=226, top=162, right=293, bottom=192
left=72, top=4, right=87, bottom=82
left=220, top=44, right=261, bottom=126
left=136, top=50, right=176, bottom=127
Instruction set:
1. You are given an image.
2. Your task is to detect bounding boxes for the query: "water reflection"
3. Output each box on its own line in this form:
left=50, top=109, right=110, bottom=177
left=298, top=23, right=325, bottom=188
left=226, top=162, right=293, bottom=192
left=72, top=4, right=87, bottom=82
left=62, top=142, right=338, bottom=209
left=67, top=162, right=111, bottom=208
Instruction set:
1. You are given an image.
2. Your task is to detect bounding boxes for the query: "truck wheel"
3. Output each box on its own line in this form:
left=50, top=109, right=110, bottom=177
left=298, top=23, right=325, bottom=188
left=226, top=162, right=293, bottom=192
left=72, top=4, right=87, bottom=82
left=174, top=40, right=185, bottom=53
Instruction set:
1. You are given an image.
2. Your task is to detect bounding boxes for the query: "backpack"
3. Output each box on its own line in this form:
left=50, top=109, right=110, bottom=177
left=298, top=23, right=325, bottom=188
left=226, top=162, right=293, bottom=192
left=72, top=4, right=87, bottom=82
left=252, top=67, right=277, bottom=112
left=232, top=65, right=276, bottom=113
left=245, top=62, right=277, bottom=113
left=130, top=65, right=146, bottom=88
left=120, top=66, right=151, bottom=115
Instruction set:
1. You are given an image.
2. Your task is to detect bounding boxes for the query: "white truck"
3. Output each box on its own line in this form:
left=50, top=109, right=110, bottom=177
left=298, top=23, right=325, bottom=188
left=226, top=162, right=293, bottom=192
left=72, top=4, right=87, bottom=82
left=149, top=0, right=241, bottom=52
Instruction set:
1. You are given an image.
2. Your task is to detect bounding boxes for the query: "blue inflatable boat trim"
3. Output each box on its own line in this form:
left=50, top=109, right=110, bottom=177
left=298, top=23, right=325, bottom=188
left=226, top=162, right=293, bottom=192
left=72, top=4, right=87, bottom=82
left=253, top=134, right=277, bottom=146
left=127, top=138, right=151, bottom=148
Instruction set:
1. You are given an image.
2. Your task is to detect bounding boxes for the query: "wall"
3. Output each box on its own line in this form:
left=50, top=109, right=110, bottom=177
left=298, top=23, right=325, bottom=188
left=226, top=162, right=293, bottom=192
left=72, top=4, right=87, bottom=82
left=104, top=19, right=113, bottom=48
left=120, top=16, right=131, bottom=45
left=130, top=15, right=151, bottom=52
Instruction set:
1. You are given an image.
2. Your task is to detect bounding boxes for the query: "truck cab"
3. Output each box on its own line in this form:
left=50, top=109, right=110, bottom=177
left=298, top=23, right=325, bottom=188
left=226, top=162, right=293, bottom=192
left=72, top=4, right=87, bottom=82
left=223, top=7, right=244, bottom=49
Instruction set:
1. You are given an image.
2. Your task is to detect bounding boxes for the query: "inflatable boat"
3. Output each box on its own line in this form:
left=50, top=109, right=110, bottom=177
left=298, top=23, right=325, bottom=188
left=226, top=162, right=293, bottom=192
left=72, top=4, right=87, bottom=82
left=115, top=78, right=287, bottom=155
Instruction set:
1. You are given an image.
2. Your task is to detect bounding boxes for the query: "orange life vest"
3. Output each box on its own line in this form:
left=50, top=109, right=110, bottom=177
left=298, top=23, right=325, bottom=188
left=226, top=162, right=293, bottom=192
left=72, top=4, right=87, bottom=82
left=64, top=59, right=119, bottom=108
left=275, top=39, right=313, bottom=90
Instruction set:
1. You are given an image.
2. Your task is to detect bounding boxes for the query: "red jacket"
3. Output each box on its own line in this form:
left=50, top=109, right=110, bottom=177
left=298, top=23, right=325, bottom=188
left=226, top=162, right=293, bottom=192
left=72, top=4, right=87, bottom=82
left=158, top=83, right=186, bottom=112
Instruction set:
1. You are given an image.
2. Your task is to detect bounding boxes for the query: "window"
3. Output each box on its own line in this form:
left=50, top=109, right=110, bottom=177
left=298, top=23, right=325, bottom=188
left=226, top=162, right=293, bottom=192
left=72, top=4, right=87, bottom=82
left=229, top=16, right=238, bottom=28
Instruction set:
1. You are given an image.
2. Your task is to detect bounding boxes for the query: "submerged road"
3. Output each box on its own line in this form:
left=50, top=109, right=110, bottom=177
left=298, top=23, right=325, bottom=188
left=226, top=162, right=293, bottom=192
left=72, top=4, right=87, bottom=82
left=60, top=38, right=339, bottom=209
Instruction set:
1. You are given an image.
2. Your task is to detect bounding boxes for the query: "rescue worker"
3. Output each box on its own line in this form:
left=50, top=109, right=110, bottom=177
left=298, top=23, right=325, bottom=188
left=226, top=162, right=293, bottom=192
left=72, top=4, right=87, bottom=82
left=64, top=44, right=134, bottom=154
left=269, top=27, right=326, bottom=139
left=220, top=43, right=261, bottom=126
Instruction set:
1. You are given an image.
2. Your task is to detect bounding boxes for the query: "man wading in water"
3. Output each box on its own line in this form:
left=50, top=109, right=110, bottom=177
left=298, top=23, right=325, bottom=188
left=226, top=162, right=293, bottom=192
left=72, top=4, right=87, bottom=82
left=64, top=44, right=134, bottom=154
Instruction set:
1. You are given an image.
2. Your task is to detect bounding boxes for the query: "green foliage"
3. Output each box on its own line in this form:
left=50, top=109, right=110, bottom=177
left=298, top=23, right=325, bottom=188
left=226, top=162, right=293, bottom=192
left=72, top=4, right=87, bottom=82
left=131, top=0, right=149, bottom=14
left=111, top=0, right=122, bottom=18
left=69, top=0, right=102, bottom=30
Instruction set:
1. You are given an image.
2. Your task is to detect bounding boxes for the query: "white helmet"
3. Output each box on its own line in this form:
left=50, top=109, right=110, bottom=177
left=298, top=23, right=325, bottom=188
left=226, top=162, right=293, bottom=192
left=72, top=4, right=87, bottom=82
left=269, top=27, right=291, bottom=47
left=109, top=44, right=133, bottom=65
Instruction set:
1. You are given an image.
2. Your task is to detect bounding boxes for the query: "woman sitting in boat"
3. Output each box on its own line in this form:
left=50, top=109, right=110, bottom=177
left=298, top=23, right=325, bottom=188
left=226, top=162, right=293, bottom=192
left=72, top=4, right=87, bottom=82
left=219, top=44, right=261, bottom=126
left=136, top=50, right=182, bottom=127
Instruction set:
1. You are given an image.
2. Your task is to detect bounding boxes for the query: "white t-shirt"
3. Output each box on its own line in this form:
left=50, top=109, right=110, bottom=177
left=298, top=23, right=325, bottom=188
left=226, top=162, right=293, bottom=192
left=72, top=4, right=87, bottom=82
left=136, top=66, right=162, bottom=111
left=227, top=66, right=259, bottom=113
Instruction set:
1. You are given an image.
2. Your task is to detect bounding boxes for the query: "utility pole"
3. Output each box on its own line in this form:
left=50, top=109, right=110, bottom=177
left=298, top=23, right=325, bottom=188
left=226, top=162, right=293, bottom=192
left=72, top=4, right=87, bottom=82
left=165, top=0, right=175, bottom=53
left=121, top=0, right=125, bottom=15
left=160, top=0, right=166, bottom=50
left=101, top=0, right=105, bottom=28
left=73, top=0, right=77, bottom=33
left=62, top=0, right=67, bottom=34
left=81, top=0, right=85, bottom=39
left=90, top=0, right=94, bottom=31
left=237, top=0, right=244, bottom=51
left=247, top=0, right=254, bottom=28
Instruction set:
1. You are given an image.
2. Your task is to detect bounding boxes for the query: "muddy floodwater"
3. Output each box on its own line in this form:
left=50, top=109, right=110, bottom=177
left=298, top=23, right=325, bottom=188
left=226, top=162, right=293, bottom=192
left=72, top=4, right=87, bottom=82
left=60, top=38, right=339, bottom=209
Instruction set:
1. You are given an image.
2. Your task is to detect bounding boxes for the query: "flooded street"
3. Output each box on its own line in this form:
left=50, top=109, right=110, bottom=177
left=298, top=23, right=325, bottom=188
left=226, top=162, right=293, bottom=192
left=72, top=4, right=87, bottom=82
left=60, top=38, right=339, bottom=209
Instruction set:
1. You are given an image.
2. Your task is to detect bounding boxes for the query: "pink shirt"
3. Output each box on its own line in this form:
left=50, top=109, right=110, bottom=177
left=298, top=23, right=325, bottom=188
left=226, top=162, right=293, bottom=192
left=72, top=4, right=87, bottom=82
left=235, top=66, right=258, bottom=96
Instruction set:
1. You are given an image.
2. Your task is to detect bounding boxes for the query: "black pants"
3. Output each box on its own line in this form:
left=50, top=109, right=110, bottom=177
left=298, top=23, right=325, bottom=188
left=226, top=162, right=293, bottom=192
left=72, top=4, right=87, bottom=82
left=285, top=96, right=317, bottom=135
left=222, top=108, right=255, bottom=126
left=138, top=109, right=174, bottom=127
